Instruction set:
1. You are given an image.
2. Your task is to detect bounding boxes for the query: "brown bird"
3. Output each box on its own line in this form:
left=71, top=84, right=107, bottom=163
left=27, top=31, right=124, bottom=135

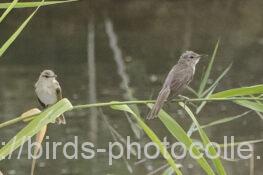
left=35, top=70, right=66, bottom=124
left=147, top=51, right=201, bottom=119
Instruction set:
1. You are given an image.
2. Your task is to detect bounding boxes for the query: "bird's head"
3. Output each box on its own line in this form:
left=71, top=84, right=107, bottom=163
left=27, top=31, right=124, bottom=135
left=39, top=70, right=57, bottom=80
left=178, top=51, right=201, bottom=67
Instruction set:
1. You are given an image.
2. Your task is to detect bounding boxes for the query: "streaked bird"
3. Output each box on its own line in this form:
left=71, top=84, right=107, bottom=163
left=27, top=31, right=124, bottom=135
left=147, top=51, right=201, bottom=119
left=35, top=70, right=66, bottom=124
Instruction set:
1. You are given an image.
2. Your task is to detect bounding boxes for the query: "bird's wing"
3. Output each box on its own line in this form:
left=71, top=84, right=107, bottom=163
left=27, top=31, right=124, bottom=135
left=56, top=86, right=63, bottom=101
left=164, top=65, right=192, bottom=92
left=55, top=83, right=66, bottom=124
left=37, top=97, right=46, bottom=108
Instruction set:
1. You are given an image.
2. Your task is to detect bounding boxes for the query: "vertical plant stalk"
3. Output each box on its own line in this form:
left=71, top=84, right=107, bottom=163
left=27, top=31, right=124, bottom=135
left=87, top=18, right=98, bottom=143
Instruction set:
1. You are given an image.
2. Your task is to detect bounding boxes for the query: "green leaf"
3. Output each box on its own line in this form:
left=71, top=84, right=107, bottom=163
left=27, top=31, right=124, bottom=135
left=148, top=104, right=216, bottom=175
left=198, top=40, right=220, bottom=96
left=0, top=0, right=77, bottom=58
left=201, top=63, right=232, bottom=97
left=179, top=102, right=226, bottom=175
left=234, top=100, right=263, bottom=113
left=0, top=0, right=77, bottom=9
left=111, top=103, right=183, bottom=175
left=0, top=98, right=72, bottom=160
left=199, top=111, right=251, bottom=131
left=196, top=86, right=217, bottom=114
left=0, top=0, right=45, bottom=57
left=210, top=84, right=263, bottom=98
left=219, top=138, right=263, bottom=147
left=162, top=167, right=174, bottom=175
left=0, top=0, right=18, bottom=23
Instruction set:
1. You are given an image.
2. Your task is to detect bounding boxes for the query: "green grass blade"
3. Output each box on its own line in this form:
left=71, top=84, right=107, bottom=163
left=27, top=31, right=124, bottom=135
left=162, top=167, right=174, bottom=175
left=0, top=98, right=72, bottom=160
left=111, top=103, right=183, bottom=175
left=196, top=86, right=217, bottom=114
left=198, top=40, right=220, bottom=96
left=219, top=138, right=263, bottom=147
left=201, top=63, right=232, bottom=97
left=209, top=84, right=263, bottom=98
left=0, top=0, right=18, bottom=23
left=198, top=111, right=251, bottom=131
left=0, top=0, right=77, bottom=9
left=234, top=100, right=263, bottom=113
left=186, top=86, right=199, bottom=97
left=148, top=104, right=216, bottom=175
left=179, top=102, right=227, bottom=175
left=0, top=0, right=44, bottom=57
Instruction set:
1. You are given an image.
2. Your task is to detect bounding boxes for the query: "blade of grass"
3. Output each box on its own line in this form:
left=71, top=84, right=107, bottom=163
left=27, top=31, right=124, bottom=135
left=148, top=104, right=216, bottom=175
left=198, top=40, right=220, bottom=96
left=179, top=102, right=226, bottom=175
left=111, top=103, right=183, bottom=175
left=186, top=86, right=199, bottom=97
left=209, top=84, right=263, bottom=98
left=196, top=86, right=217, bottom=114
left=219, top=138, right=263, bottom=147
left=0, top=0, right=77, bottom=9
left=0, top=0, right=45, bottom=57
left=250, top=95, right=263, bottom=120
left=201, top=63, right=232, bottom=97
left=255, top=111, right=263, bottom=120
left=0, top=98, right=72, bottom=160
left=187, top=86, right=217, bottom=137
left=234, top=100, right=263, bottom=113
left=162, top=167, right=174, bottom=175
left=197, top=111, right=251, bottom=131
left=0, top=0, right=18, bottom=23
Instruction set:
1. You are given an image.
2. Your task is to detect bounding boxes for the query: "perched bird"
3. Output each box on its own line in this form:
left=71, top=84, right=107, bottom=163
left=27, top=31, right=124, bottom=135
left=35, top=70, right=66, bottom=124
left=147, top=51, right=201, bottom=119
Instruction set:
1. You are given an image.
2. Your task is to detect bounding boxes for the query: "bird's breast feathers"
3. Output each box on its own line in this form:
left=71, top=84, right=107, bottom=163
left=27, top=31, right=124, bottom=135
left=35, top=79, right=60, bottom=105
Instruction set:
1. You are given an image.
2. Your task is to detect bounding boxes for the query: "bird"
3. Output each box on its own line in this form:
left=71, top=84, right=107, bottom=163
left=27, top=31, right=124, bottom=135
left=35, top=70, right=66, bottom=124
left=147, top=51, right=201, bottom=119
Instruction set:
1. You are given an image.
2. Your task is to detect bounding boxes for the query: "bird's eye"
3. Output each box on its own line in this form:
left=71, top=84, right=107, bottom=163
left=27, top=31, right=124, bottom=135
left=189, top=56, right=194, bottom=59
left=44, top=75, right=48, bottom=78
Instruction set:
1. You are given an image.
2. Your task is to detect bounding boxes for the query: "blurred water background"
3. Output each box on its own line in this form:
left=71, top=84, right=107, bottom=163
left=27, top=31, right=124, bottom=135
left=0, top=0, right=263, bottom=174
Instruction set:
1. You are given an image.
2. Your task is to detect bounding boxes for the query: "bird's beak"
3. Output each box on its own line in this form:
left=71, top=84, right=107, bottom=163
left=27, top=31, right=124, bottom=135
left=53, top=74, right=57, bottom=78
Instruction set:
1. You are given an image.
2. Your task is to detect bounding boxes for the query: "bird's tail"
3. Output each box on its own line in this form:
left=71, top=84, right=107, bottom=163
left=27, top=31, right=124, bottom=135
left=147, top=87, right=171, bottom=120
left=55, top=114, right=66, bottom=125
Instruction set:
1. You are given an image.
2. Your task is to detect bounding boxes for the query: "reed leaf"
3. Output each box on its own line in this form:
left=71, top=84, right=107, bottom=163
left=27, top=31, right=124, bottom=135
left=0, top=0, right=77, bottom=9
left=201, top=63, right=232, bottom=97
left=0, top=98, right=72, bottom=160
left=0, top=0, right=18, bottom=23
left=0, top=0, right=44, bottom=57
left=198, top=111, right=251, bottom=131
left=198, top=40, right=219, bottom=96
left=210, top=84, right=263, bottom=98
left=179, top=102, right=226, bottom=175
left=234, top=100, right=263, bottom=113
left=148, top=104, right=216, bottom=175
left=111, top=103, right=183, bottom=175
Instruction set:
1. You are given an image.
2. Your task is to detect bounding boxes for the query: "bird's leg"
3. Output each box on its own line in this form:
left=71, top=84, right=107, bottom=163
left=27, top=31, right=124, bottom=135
left=178, top=95, right=198, bottom=108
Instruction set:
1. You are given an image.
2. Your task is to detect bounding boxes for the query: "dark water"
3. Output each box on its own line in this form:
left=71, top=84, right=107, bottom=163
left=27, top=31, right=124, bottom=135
left=0, top=0, right=263, bottom=174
